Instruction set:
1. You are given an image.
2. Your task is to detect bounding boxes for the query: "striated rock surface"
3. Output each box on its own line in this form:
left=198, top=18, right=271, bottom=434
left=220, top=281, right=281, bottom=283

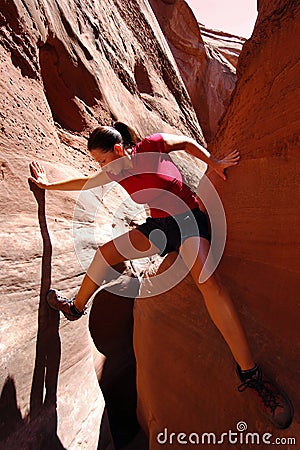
left=149, top=0, right=244, bottom=142
left=134, top=0, right=300, bottom=447
left=199, top=25, right=245, bottom=68
left=0, top=0, right=204, bottom=448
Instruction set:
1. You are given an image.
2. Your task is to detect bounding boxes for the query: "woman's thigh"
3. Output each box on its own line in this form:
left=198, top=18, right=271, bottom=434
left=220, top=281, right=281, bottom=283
left=99, top=228, right=161, bottom=266
left=179, top=236, right=220, bottom=289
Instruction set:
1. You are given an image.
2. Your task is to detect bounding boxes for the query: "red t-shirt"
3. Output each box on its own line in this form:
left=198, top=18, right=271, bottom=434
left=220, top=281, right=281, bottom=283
left=106, top=133, right=199, bottom=218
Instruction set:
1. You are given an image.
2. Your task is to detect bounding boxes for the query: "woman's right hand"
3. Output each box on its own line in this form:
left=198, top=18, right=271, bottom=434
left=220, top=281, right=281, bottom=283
left=209, top=150, right=240, bottom=181
left=29, top=161, right=49, bottom=189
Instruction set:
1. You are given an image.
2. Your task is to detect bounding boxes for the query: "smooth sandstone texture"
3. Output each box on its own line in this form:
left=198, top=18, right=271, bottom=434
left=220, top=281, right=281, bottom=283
left=0, top=0, right=204, bottom=448
left=149, top=0, right=244, bottom=142
left=134, top=0, right=300, bottom=447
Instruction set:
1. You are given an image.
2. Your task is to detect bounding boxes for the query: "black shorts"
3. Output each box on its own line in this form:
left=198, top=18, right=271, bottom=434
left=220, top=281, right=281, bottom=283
left=136, top=208, right=211, bottom=256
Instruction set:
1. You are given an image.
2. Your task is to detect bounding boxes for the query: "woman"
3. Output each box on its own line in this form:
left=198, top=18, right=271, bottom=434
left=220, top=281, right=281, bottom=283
left=30, top=122, right=293, bottom=429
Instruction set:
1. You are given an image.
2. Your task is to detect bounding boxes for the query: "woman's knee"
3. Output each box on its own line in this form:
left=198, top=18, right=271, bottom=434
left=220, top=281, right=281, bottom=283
left=193, top=271, right=222, bottom=296
left=98, top=241, right=126, bottom=266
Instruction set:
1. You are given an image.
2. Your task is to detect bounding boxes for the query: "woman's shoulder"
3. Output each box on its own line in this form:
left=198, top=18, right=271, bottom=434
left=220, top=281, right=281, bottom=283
left=134, top=133, right=166, bottom=154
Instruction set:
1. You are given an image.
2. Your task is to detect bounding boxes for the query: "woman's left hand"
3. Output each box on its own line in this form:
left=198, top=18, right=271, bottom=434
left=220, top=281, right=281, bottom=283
left=209, top=150, right=240, bottom=181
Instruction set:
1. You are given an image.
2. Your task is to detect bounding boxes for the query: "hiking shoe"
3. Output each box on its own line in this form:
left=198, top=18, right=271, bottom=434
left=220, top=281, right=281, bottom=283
left=46, top=289, right=86, bottom=321
left=237, top=365, right=293, bottom=429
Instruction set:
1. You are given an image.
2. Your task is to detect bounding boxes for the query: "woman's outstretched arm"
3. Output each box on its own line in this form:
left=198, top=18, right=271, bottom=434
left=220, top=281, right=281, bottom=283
left=161, top=133, right=240, bottom=181
left=29, top=161, right=112, bottom=190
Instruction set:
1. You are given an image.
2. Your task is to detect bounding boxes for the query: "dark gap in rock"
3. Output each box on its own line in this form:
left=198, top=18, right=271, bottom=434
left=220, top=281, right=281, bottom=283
left=134, top=61, right=153, bottom=95
left=89, top=272, right=148, bottom=450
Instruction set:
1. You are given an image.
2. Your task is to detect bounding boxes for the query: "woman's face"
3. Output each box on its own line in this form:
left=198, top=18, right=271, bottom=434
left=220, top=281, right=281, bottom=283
left=90, top=146, right=122, bottom=169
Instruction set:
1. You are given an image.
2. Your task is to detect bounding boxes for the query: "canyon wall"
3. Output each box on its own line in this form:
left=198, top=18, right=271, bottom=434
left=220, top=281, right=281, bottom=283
left=1, top=0, right=299, bottom=448
left=134, top=0, right=300, bottom=448
left=149, top=0, right=245, bottom=142
left=0, top=0, right=203, bottom=448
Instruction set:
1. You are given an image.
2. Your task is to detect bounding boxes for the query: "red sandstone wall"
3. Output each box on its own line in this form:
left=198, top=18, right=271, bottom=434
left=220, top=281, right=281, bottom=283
left=134, top=1, right=300, bottom=448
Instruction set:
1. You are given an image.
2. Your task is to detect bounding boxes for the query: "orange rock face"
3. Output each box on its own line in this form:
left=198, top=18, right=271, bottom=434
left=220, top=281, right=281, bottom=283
left=134, top=0, right=300, bottom=446
left=210, top=0, right=300, bottom=405
left=149, top=0, right=244, bottom=142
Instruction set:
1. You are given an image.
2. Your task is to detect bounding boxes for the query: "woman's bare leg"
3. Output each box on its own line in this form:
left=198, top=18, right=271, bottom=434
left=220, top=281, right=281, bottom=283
left=74, top=229, right=160, bottom=311
left=179, top=236, right=255, bottom=370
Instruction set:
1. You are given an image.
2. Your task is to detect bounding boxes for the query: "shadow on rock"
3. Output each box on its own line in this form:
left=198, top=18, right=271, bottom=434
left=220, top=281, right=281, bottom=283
left=0, top=376, right=23, bottom=442
left=0, top=180, right=66, bottom=449
left=0, top=374, right=65, bottom=449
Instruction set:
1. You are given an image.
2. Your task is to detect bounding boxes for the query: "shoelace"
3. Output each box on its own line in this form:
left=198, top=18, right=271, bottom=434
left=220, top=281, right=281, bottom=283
left=56, top=293, right=86, bottom=316
left=238, top=378, right=283, bottom=413
left=55, top=293, right=72, bottom=303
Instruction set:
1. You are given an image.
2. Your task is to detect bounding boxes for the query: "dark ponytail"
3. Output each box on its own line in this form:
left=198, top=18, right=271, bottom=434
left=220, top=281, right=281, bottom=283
left=112, top=121, right=139, bottom=148
left=88, top=122, right=140, bottom=153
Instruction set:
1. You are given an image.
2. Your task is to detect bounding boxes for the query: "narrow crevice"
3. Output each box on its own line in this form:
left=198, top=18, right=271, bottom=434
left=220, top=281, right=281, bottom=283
left=89, top=270, right=148, bottom=450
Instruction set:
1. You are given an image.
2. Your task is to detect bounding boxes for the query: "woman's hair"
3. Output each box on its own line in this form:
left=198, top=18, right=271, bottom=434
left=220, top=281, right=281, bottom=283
left=87, top=121, right=139, bottom=152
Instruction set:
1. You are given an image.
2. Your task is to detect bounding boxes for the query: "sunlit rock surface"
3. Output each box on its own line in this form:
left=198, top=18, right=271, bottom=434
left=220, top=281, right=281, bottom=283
left=149, top=0, right=244, bottom=142
left=199, top=25, right=245, bottom=68
left=0, top=0, right=204, bottom=448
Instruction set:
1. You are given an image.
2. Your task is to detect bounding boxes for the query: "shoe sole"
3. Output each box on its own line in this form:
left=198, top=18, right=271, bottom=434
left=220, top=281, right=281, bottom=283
left=46, top=289, right=62, bottom=311
left=46, top=289, right=75, bottom=320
